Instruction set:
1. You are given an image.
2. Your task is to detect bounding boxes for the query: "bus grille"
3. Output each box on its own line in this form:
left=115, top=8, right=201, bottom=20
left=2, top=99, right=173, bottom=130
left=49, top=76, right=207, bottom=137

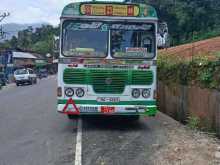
left=63, top=69, right=87, bottom=84
left=90, top=69, right=127, bottom=94
left=63, top=68, right=153, bottom=94
left=131, top=70, right=153, bottom=85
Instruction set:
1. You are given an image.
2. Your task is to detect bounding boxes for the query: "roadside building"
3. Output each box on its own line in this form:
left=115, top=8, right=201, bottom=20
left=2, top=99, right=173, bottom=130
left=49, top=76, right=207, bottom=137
left=0, top=50, right=13, bottom=81
left=13, top=51, right=37, bottom=69
left=0, top=51, right=38, bottom=82
left=0, top=56, right=4, bottom=73
left=33, top=53, right=48, bottom=72
left=35, top=53, right=57, bottom=74
left=51, top=59, right=58, bottom=74
left=0, top=50, right=56, bottom=82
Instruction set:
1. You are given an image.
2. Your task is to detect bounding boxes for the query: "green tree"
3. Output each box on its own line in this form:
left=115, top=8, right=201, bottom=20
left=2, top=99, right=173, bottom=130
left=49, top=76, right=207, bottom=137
left=133, top=0, right=220, bottom=45
left=9, top=36, right=18, bottom=49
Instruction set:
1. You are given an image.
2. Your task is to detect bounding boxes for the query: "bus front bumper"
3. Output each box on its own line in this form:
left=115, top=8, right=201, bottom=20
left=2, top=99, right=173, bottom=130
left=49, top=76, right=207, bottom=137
left=57, top=100, right=157, bottom=116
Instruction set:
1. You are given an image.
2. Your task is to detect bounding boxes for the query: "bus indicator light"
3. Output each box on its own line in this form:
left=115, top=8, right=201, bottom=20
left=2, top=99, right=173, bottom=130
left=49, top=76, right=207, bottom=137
left=57, top=87, right=62, bottom=97
left=85, top=5, right=91, bottom=15
left=127, top=6, right=134, bottom=16
left=106, top=6, right=113, bottom=16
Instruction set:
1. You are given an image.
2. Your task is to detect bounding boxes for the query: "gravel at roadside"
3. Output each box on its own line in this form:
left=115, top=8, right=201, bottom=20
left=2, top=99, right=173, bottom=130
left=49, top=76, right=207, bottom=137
left=150, top=113, right=220, bottom=165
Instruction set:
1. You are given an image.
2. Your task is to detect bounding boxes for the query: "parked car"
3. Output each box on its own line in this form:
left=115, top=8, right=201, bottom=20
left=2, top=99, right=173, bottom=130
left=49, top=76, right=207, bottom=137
left=0, top=72, right=7, bottom=86
left=14, top=68, right=37, bottom=86
left=37, top=68, right=48, bottom=79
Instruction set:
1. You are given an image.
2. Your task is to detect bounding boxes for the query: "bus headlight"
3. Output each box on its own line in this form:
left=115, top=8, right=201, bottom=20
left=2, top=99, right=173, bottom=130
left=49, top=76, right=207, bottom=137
left=132, top=89, right=141, bottom=98
left=142, top=89, right=151, bottom=98
left=76, top=88, right=85, bottom=97
left=65, top=88, right=74, bottom=97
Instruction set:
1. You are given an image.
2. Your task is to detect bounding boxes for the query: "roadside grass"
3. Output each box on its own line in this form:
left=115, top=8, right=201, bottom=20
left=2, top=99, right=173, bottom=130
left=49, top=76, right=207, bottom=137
left=185, top=115, right=217, bottom=136
left=186, top=116, right=200, bottom=130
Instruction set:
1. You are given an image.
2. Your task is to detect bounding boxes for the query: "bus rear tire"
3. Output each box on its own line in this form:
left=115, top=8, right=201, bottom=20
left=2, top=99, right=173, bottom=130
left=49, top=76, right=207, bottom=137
left=29, top=79, right=33, bottom=85
left=34, top=78, right=37, bottom=84
left=67, top=114, right=79, bottom=120
left=126, top=115, right=140, bottom=122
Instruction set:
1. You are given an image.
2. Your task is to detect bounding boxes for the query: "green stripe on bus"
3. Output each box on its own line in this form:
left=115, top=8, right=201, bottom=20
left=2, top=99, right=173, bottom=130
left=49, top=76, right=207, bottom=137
left=57, top=99, right=156, bottom=106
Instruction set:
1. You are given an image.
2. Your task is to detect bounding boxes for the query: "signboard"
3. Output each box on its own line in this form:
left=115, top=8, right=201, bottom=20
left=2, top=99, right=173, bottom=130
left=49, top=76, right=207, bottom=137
left=35, top=59, right=48, bottom=67
left=80, top=4, right=139, bottom=17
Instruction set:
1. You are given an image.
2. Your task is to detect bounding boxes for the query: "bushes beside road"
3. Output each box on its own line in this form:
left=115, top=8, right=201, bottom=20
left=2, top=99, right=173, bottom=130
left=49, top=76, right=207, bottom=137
left=158, top=55, right=220, bottom=90
left=158, top=36, right=220, bottom=90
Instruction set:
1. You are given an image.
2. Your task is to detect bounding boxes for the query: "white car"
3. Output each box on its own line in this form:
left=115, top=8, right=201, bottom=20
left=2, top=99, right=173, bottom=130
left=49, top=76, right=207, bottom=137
left=14, top=68, right=37, bottom=86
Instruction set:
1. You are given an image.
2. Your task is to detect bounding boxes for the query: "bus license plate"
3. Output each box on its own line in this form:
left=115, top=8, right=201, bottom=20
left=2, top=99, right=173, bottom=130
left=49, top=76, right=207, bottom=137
left=101, top=106, right=115, bottom=114
left=97, top=97, right=120, bottom=102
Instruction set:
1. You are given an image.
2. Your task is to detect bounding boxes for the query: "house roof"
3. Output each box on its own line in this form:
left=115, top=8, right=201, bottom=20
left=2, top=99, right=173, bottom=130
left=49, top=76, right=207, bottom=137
left=32, top=53, right=46, bottom=59
left=12, top=51, right=37, bottom=59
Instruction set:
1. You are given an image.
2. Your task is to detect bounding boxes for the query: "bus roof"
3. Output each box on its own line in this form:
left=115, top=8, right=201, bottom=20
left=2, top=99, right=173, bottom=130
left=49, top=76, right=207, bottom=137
left=61, top=2, right=157, bottom=19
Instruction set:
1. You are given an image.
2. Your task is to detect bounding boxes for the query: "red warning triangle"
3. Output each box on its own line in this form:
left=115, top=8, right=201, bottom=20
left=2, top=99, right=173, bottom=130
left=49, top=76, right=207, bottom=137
left=63, top=98, right=80, bottom=115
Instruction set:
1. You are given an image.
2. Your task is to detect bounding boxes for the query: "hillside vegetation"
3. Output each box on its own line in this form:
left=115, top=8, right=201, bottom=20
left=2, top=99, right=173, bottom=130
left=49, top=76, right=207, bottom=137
left=158, top=36, right=220, bottom=89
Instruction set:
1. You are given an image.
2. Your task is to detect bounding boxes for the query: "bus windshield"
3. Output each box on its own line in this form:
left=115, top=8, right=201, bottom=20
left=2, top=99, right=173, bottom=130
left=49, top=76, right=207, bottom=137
left=62, top=21, right=108, bottom=57
left=111, top=23, right=155, bottom=59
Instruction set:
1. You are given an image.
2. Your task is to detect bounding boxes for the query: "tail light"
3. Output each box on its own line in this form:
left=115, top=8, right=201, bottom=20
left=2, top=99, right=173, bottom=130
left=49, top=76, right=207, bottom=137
left=68, top=63, right=78, bottom=67
left=57, top=87, right=62, bottom=97
left=153, top=89, right=157, bottom=99
left=138, top=64, right=150, bottom=69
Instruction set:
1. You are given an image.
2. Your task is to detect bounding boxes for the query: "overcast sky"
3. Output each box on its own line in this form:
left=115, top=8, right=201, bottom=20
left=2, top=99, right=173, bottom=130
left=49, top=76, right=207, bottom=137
left=0, top=0, right=86, bottom=26
left=0, top=0, right=120, bottom=26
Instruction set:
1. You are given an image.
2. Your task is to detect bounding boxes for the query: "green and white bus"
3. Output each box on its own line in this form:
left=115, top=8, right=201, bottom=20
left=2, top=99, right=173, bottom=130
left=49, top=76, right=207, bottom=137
left=57, top=1, right=158, bottom=120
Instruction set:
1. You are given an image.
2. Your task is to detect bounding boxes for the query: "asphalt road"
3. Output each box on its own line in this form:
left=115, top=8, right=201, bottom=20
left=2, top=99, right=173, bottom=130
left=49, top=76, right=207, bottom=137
left=0, top=76, right=176, bottom=165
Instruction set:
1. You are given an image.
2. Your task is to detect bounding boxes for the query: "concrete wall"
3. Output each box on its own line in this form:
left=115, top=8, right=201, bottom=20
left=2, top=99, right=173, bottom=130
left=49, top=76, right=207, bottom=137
left=158, top=82, right=220, bottom=136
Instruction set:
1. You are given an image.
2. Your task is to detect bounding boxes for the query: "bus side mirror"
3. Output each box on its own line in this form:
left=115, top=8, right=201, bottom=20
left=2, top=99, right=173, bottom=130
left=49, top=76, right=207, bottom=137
left=157, top=22, right=170, bottom=49
left=53, top=36, right=60, bottom=58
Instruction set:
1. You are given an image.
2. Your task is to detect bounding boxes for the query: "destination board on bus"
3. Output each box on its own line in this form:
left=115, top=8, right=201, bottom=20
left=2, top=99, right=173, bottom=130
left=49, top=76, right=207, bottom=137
left=80, top=4, right=140, bottom=17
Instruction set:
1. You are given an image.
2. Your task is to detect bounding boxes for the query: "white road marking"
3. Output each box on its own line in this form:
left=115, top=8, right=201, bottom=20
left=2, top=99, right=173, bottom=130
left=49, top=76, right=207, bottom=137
left=75, top=118, right=82, bottom=165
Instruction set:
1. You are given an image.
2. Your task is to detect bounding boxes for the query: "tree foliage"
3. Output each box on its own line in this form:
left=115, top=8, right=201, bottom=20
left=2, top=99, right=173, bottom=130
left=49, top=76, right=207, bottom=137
left=135, top=0, right=220, bottom=45
left=0, top=24, right=59, bottom=57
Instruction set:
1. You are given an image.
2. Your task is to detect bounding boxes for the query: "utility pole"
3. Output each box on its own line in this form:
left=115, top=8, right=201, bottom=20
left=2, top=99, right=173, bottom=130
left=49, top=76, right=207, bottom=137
left=0, top=12, right=10, bottom=39
left=0, top=12, right=10, bottom=22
